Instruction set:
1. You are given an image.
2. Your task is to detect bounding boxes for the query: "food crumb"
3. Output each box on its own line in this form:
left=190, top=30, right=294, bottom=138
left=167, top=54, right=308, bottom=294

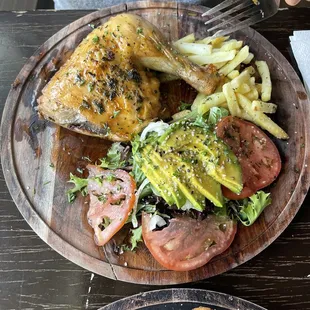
left=124, top=262, right=128, bottom=266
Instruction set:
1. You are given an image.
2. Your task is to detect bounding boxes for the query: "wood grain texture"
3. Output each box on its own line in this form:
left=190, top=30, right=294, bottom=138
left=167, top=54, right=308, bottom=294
left=1, top=1, right=310, bottom=286
left=0, top=7, right=310, bottom=310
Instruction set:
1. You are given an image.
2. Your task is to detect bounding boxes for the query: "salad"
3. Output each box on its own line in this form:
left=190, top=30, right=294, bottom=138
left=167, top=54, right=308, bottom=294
left=67, top=34, right=288, bottom=272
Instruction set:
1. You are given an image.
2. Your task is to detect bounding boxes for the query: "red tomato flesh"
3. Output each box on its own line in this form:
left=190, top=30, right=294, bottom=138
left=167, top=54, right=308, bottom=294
left=142, top=213, right=237, bottom=271
left=87, top=165, right=136, bottom=246
left=216, top=116, right=281, bottom=200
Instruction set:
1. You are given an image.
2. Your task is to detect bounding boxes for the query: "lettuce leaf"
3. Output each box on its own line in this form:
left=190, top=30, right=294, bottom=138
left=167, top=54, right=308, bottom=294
left=67, top=173, right=88, bottom=203
left=208, top=107, right=229, bottom=126
left=230, top=191, right=272, bottom=226
left=129, top=226, right=143, bottom=251
left=99, top=142, right=127, bottom=169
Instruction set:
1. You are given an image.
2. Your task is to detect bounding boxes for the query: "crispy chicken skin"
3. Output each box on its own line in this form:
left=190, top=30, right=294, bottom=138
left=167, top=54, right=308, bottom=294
left=38, top=14, right=220, bottom=141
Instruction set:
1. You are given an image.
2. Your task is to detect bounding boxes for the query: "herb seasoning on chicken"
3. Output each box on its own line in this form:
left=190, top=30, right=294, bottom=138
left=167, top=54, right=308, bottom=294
left=38, top=14, right=220, bottom=141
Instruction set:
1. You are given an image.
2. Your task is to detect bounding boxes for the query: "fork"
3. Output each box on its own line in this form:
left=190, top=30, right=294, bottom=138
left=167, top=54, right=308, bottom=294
left=202, top=0, right=280, bottom=37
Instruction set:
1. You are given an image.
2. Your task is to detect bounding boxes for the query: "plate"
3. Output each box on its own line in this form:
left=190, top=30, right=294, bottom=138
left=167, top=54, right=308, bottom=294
left=1, top=1, right=310, bottom=285
left=98, top=288, right=266, bottom=310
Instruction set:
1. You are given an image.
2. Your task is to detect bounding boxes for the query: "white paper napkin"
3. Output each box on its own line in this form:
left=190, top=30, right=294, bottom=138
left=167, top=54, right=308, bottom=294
left=290, top=31, right=310, bottom=94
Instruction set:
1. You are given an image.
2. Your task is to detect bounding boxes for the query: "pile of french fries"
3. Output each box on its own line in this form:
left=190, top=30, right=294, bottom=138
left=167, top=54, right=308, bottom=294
left=173, top=34, right=289, bottom=139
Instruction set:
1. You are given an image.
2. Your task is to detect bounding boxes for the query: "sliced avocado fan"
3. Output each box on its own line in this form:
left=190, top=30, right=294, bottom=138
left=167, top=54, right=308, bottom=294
left=161, top=122, right=243, bottom=194
left=134, top=121, right=243, bottom=211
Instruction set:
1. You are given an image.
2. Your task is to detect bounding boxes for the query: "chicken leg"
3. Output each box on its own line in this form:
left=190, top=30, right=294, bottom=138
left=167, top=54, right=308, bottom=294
left=38, top=13, right=220, bottom=141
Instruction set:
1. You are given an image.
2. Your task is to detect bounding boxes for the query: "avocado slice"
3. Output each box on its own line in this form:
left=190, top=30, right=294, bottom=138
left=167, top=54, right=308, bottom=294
left=140, top=145, right=187, bottom=208
left=164, top=152, right=224, bottom=208
left=134, top=145, right=175, bottom=205
left=162, top=153, right=206, bottom=211
left=161, top=123, right=243, bottom=194
left=139, top=158, right=174, bottom=206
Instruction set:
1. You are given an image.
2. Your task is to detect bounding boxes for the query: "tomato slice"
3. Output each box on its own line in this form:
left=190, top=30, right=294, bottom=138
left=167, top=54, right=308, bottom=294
left=142, top=213, right=237, bottom=271
left=216, top=116, right=281, bottom=200
left=87, top=165, right=136, bottom=246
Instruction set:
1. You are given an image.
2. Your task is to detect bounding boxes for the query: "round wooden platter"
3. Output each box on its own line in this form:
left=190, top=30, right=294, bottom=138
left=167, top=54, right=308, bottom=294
left=98, top=288, right=266, bottom=310
left=1, top=1, right=310, bottom=285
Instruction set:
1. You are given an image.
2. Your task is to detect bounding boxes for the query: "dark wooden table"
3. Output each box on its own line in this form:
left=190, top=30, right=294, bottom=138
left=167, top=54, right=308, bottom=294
left=0, top=8, right=309, bottom=310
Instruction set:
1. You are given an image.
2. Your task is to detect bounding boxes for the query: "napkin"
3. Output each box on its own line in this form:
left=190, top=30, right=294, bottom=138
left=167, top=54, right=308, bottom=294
left=290, top=31, right=310, bottom=94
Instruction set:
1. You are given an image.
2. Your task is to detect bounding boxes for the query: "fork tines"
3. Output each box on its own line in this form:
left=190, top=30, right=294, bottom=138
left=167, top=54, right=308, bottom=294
left=202, top=0, right=263, bottom=37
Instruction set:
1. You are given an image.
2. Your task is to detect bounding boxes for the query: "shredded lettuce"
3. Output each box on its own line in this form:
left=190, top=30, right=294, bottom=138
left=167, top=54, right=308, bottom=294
left=229, top=191, right=272, bottom=226
left=99, top=142, right=127, bottom=169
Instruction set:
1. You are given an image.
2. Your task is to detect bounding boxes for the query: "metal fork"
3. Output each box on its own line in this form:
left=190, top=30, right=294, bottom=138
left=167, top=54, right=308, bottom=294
left=202, top=0, right=280, bottom=37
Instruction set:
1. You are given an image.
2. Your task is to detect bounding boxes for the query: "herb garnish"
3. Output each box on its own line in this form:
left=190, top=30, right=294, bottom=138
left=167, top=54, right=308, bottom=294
left=88, top=82, right=95, bottom=92
left=136, top=27, right=143, bottom=35
left=111, top=110, right=120, bottom=119
left=80, top=100, right=91, bottom=110
left=92, top=35, right=99, bottom=43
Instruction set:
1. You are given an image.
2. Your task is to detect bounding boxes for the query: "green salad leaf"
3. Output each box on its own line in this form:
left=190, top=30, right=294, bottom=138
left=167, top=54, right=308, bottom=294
left=99, top=142, right=126, bottom=169
left=67, top=173, right=88, bottom=203
left=129, top=226, right=143, bottom=251
left=208, top=107, right=229, bottom=126
left=229, top=191, right=272, bottom=226
left=179, top=100, right=192, bottom=111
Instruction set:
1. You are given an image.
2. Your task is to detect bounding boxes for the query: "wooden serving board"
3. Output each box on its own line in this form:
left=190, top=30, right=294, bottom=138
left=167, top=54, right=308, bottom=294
left=1, top=1, right=310, bottom=285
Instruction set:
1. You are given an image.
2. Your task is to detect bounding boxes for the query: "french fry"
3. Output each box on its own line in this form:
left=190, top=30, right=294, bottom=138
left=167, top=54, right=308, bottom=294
left=231, top=70, right=251, bottom=89
left=220, top=102, right=229, bottom=109
left=191, top=92, right=205, bottom=111
left=227, top=70, right=240, bottom=80
left=220, top=40, right=243, bottom=51
left=223, top=83, right=241, bottom=116
left=172, top=110, right=191, bottom=120
left=243, top=52, right=254, bottom=64
left=237, top=93, right=288, bottom=139
left=214, top=61, right=228, bottom=69
left=244, top=66, right=256, bottom=75
left=175, top=42, right=212, bottom=55
left=211, top=36, right=230, bottom=47
left=252, top=100, right=277, bottom=114
left=197, top=36, right=229, bottom=46
left=237, top=109, right=254, bottom=122
left=219, top=46, right=249, bottom=76
left=192, top=92, right=226, bottom=114
left=213, top=40, right=243, bottom=52
left=256, top=83, right=262, bottom=95
left=188, top=50, right=236, bottom=65
left=174, top=33, right=195, bottom=44
left=244, top=88, right=259, bottom=101
left=256, top=60, right=272, bottom=102
left=235, top=83, right=251, bottom=94
left=249, top=76, right=256, bottom=86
